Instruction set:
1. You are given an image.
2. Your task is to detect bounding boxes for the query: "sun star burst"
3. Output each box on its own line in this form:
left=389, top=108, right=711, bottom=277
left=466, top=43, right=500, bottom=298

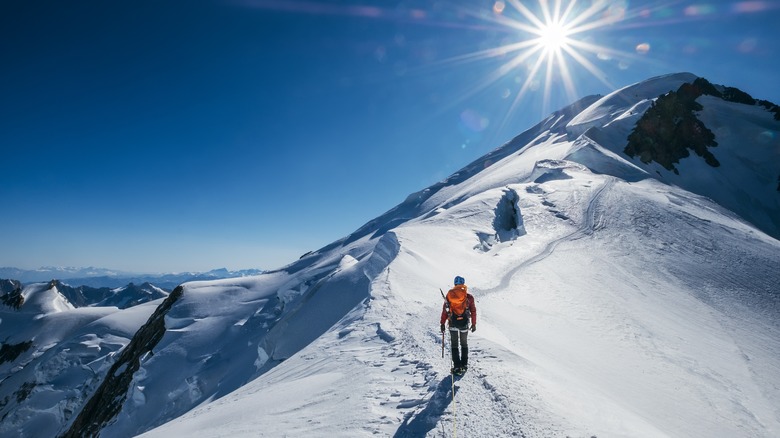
left=537, top=19, right=572, bottom=53
left=426, top=0, right=653, bottom=140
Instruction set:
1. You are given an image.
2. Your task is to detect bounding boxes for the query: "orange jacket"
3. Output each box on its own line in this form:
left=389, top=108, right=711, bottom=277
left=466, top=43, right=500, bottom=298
left=440, top=287, right=477, bottom=326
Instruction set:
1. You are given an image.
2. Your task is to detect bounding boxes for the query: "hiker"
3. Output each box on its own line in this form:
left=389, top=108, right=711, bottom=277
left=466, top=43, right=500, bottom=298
left=440, top=275, right=477, bottom=375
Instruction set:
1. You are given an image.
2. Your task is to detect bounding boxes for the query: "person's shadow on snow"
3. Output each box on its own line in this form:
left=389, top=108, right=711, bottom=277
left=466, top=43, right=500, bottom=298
left=393, top=374, right=460, bottom=437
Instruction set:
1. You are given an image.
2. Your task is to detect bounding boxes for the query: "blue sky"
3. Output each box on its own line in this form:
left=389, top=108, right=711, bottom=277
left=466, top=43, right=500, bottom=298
left=2, top=0, right=779, bottom=273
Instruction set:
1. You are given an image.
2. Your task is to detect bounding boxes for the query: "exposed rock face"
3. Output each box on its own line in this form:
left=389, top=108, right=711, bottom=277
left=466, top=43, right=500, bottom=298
left=625, top=79, right=719, bottom=173
left=625, top=77, right=780, bottom=174
left=60, top=286, right=184, bottom=438
left=0, top=286, right=24, bottom=310
left=0, top=279, right=21, bottom=295
left=758, top=100, right=780, bottom=120
left=0, top=341, right=33, bottom=365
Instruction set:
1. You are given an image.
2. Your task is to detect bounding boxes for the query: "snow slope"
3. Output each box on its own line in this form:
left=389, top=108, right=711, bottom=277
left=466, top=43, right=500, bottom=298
left=136, top=74, right=780, bottom=437
left=139, top=122, right=779, bottom=438
left=0, top=282, right=160, bottom=437
left=4, top=73, right=779, bottom=437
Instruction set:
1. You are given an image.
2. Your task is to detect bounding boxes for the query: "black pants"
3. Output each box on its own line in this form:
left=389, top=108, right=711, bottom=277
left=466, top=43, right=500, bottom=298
left=449, top=329, right=469, bottom=368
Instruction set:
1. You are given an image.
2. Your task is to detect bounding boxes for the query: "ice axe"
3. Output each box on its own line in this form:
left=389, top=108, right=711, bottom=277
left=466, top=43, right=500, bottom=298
left=439, top=288, right=447, bottom=358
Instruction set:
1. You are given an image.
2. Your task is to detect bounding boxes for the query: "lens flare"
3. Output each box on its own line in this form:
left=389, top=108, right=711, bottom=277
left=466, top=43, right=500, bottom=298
left=636, top=42, right=651, bottom=54
left=684, top=5, right=718, bottom=16
left=438, top=0, right=650, bottom=125
left=414, top=0, right=751, bottom=141
left=460, top=109, right=490, bottom=132
left=733, top=1, right=773, bottom=13
left=237, top=0, right=763, bottom=149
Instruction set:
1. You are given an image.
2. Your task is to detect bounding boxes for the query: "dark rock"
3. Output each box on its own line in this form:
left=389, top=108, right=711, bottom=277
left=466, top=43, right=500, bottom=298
left=0, top=284, right=24, bottom=310
left=0, top=341, right=33, bottom=364
left=60, top=285, right=184, bottom=438
left=625, top=79, right=719, bottom=172
left=0, top=279, right=21, bottom=295
left=758, top=99, right=780, bottom=121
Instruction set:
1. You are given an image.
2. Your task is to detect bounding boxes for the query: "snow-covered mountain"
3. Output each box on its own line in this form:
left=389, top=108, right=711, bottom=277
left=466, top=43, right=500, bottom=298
left=0, top=267, right=264, bottom=289
left=2, top=72, right=779, bottom=437
left=0, top=266, right=134, bottom=283
left=31, top=280, right=168, bottom=309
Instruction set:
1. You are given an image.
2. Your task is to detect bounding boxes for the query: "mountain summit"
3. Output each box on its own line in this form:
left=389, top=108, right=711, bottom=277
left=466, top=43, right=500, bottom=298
left=2, top=73, right=779, bottom=437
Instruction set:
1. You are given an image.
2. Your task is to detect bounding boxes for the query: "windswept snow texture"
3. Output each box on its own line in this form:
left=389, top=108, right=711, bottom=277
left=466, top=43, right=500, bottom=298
left=0, top=282, right=160, bottom=437
left=3, top=73, right=778, bottom=437
left=134, top=73, right=779, bottom=438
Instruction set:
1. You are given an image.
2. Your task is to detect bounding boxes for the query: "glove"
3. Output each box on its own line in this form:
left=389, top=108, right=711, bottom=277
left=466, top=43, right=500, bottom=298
left=470, top=325, right=476, bottom=333
left=440, top=323, right=446, bottom=332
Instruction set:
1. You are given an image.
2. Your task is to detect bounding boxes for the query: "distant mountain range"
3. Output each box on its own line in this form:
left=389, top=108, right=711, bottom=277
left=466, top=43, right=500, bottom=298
left=0, top=267, right=264, bottom=290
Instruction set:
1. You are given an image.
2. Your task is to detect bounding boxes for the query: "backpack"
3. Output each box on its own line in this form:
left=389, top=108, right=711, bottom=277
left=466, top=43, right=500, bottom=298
left=446, top=285, right=470, bottom=326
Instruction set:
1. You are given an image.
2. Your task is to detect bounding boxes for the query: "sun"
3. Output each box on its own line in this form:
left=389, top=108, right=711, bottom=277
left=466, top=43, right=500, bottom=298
left=403, top=0, right=655, bottom=146
left=427, top=0, right=648, bottom=133
left=536, top=19, right=572, bottom=53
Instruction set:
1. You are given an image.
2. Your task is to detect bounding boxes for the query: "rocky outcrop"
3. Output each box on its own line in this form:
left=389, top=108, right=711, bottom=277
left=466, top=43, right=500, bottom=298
left=625, top=77, right=780, bottom=173
left=624, top=79, right=719, bottom=174
left=0, top=283, right=24, bottom=310
left=60, top=285, right=184, bottom=438
left=758, top=99, right=780, bottom=120
left=0, top=341, right=33, bottom=365
left=0, top=279, right=21, bottom=295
